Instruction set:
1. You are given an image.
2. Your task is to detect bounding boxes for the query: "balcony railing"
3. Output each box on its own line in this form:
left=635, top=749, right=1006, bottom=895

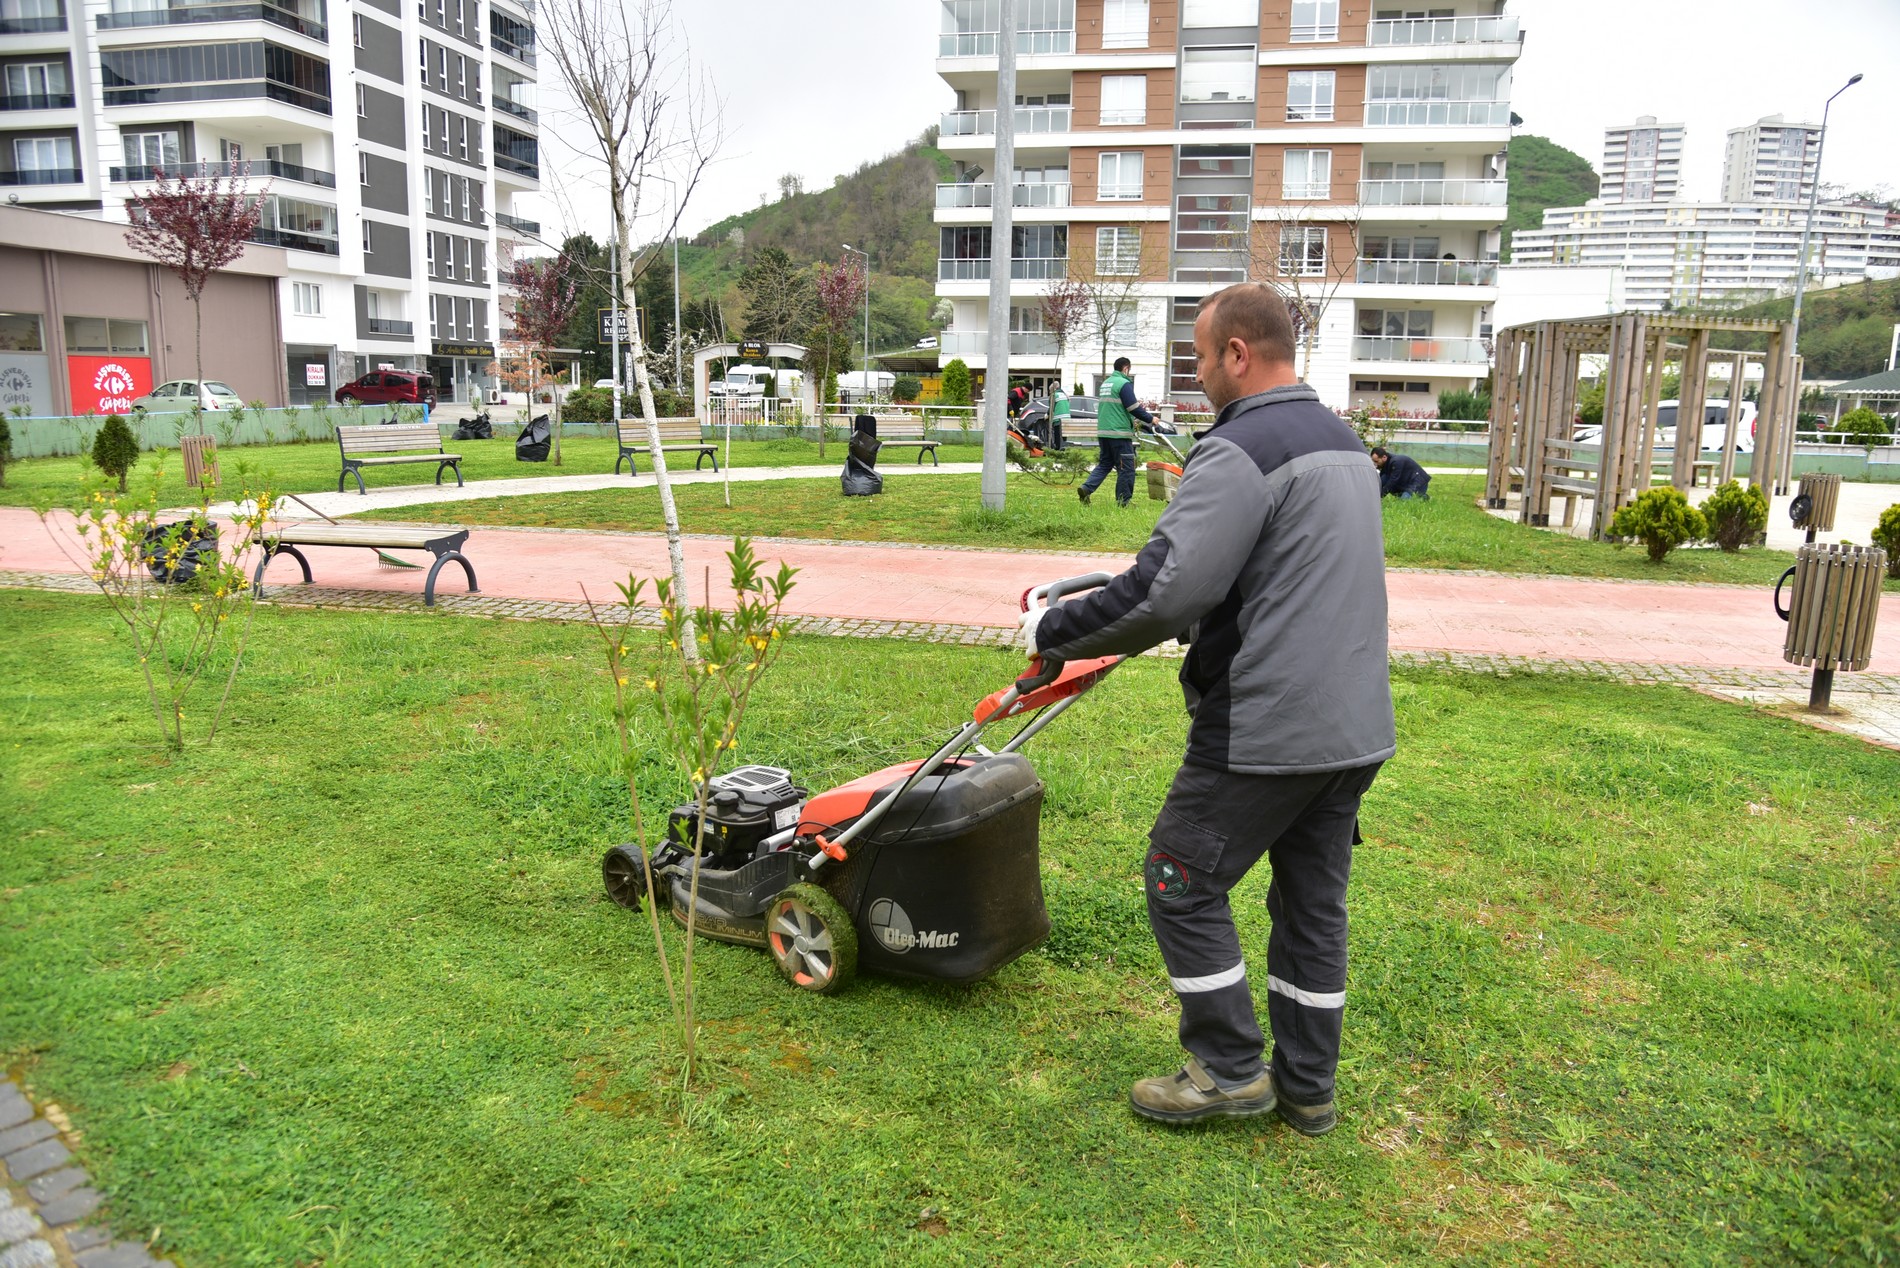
left=248, top=225, right=338, bottom=254
left=494, top=152, right=538, bottom=179
left=0, top=167, right=82, bottom=185
left=1368, top=15, right=1520, bottom=45
left=97, top=2, right=328, bottom=40
left=1359, top=178, right=1507, bottom=207
left=935, top=182, right=1071, bottom=209
left=1366, top=100, right=1511, bottom=128
left=0, top=90, right=74, bottom=110
left=489, top=33, right=535, bottom=64
left=937, top=27, right=1074, bottom=57
left=939, top=106, right=1071, bottom=137
left=365, top=317, right=413, bottom=335
left=494, top=211, right=540, bottom=235
left=937, top=258, right=1069, bottom=282
left=1357, top=258, right=1497, bottom=286
left=110, top=158, right=335, bottom=187
left=938, top=329, right=1062, bottom=359
left=492, top=95, right=537, bottom=125
left=1352, top=336, right=1490, bottom=363
left=0, top=13, right=66, bottom=32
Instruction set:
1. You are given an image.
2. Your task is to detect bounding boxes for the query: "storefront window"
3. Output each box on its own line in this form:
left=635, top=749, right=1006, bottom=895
left=63, top=316, right=149, bottom=354
left=0, top=313, right=44, bottom=351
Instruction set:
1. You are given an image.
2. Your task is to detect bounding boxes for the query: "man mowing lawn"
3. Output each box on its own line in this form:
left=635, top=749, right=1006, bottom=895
left=1023, top=282, right=1393, bottom=1132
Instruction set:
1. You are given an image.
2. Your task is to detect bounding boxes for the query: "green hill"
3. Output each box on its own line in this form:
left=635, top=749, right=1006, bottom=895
left=1713, top=276, right=1900, bottom=379
left=1504, top=135, right=1599, bottom=258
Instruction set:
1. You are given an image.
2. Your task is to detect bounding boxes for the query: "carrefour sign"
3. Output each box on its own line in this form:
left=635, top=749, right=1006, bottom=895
left=66, top=356, right=152, bottom=415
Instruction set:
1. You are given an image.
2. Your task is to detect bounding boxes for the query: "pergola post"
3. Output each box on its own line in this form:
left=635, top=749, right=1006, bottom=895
left=1756, top=328, right=1786, bottom=494
left=1634, top=330, right=1669, bottom=495
left=1721, top=352, right=1746, bottom=485
left=1486, top=327, right=1521, bottom=507
left=1672, top=328, right=1711, bottom=489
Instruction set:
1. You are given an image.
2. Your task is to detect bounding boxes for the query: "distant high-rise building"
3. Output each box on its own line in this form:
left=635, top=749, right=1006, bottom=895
left=1721, top=114, right=1822, bottom=203
left=1600, top=117, right=1683, bottom=203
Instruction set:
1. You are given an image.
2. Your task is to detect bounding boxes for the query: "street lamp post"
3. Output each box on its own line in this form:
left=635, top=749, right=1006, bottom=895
left=1788, top=74, right=1863, bottom=393
left=843, top=242, right=871, bottom=403
left=647, top=173, right=684, bottom=393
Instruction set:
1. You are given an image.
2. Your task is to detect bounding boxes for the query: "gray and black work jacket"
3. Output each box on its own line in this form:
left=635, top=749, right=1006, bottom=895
left=1035, top=383, right=1396, bottom=774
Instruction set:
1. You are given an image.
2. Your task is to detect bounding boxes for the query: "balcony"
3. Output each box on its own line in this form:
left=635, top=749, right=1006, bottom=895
left=0, top=91, right=75, bottom=110
left=110, top=158, right=335, bottom=187
left=1359, top=179, right=1507, bottom=208
left=492, top=95, right=537, bottom=125
left=495, top=211, right=540, bottom=235
left=939, top=106, right=1071, bottom=137
left=0, top=10, right=65, bottom=32
left=365, top=317, right=413, bottom=335
left=1365, top=100, right=1511, bottom=128
left=0, top=167, right=82, bottom=185
left=1368, top=15, right=1520, bottom=45
left=1357, top=259, right=1497, bottom=286
left=938, top=257, right=1067, bottom=281
left=489, top=32, right=534, bottom=65
left=935, top=182, right=1071, bottom=209
left=494, top=152, right=537, bottom=180
left=248, top=225, right=338, bottom=254
left=938, top=27, right=1073, bottom=58
left=1352, top=336, right=1489, bottom=363
left=939, top=329, right=1062, bottom=359
left=97, top=2, right=328, bottom=41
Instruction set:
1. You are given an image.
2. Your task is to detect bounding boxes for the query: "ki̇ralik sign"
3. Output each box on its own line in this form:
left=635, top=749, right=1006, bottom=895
left=66, top=356, right=152, bottom=415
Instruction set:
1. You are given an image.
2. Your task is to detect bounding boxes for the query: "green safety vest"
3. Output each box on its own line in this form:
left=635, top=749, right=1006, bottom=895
left=1097, top=372, right=1135, bottom=437
left=1052, top=389, right=1071, bottom=419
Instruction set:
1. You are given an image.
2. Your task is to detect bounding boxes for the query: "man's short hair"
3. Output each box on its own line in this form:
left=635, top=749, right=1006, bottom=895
left=1112, top=357, right=1132, bottom=373
left=1369, top=446, right=1390, bottom=459
left=1199, top=283, right=1297, bottom=366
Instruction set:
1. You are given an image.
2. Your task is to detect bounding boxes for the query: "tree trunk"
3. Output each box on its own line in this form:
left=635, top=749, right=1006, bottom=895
left=550, top=349, right=564, bottom=466
left=193, top=296, right=207, bottom=438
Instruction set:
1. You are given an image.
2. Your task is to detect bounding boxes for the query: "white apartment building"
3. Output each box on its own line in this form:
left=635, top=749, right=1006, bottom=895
left=1721, top=114, right=1820, bottom=204
left=1508, top=200, right=1900, bottom=313
left=932, top=0, right=1520, bottom=412
left=1600, top=116, right=1681, bottom=204
left=0, top=0, right=542, bottom=404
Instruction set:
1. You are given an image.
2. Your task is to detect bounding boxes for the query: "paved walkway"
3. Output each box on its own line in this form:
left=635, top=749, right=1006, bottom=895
left=1, top=1076, right=175, bottom=1267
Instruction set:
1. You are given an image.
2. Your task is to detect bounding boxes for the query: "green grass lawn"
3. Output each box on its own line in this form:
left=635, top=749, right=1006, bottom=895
left=0, top=433, right=983, bottom=511
left=2, top=590, right=1895, bottom=1265
left=371, top=471, right=1832, bottom=588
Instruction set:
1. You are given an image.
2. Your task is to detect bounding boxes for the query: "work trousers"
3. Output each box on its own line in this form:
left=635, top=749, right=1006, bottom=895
left=1143, top=760, right=1382, bottom=1104
left=1080, top=437, right=1137, bottom=505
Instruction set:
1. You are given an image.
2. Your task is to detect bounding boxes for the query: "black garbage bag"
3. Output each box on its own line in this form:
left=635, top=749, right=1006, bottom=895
left=452, top=411, right=493, bottom=441
left=516, top=413, right=551, bottom=462
left=840, top=457, right=883, bottom=498
left=143, top=519, right=219, bottom=584
left=848, top=427, right=882, bottom=469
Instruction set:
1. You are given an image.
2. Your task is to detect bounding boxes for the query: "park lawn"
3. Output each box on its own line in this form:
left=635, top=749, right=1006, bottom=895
left=371, top=471, right=1827, bottom=588
left=0, top=432, right=979, bottom=512
left=2, top=589, right=1896, bottom=1266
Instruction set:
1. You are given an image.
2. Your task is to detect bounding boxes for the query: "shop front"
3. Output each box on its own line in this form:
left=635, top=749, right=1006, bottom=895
left=287, top=345, right=336, bottom=406
left=429, top=340, right=497, bottom=405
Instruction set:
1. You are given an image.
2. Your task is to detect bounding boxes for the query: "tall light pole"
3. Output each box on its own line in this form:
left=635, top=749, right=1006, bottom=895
left=648, top=173, right=685, bottom=392
left=843, top=242, right=870, bottom=401
left=1788, top=74, right=1863, bottom=375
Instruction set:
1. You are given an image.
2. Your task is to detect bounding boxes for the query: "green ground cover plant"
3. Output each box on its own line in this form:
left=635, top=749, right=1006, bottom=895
left=1, top=591, right=1895, bottom=1265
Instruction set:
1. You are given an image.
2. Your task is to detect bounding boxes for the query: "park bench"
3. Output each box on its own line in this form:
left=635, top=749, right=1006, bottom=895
left=617, top=417, right=718, bottom=474
left=252, top=523, right=478, bottom=607
left=335, top=422, right=462, bottom=495
left=872, top=418, right=941, bottom=465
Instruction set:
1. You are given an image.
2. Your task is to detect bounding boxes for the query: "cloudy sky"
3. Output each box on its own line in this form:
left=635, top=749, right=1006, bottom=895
left=539, top=0, right=1899, bottom=242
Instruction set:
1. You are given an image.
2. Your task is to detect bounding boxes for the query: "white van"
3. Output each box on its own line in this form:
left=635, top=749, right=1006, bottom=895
left=1574, top=400, right=1758, bottom=453
left=837, top=370, right=895, bottom=402
left=710, top=364, right=803, bottom=400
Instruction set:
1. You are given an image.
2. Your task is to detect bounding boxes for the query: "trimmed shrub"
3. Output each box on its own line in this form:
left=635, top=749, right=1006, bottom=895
left=939, top=358, right=972, bottom=408
left=1609, top=487, right=1707, bottom=563
left=1873, top=504, right=1900, bottom=579
left=92, top=413, right=141, bottom=492
left=892, top=375, right=922, bottom=404
left=1575, top=381, right=1605, bottom=429
left=560, top=385, right=615, bottom=425
left=1436, top=388, right=1492, bottom=421
left=1834, top=406, right=1893, bottom=449
left=1701, top=479, right=1769, bottom=552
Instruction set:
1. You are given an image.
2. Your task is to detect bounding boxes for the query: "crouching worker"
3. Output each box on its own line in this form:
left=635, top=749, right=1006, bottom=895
left=1370, top=446, right=1431, bottom=499
left=1021, top=283, right=1394, bottom=1133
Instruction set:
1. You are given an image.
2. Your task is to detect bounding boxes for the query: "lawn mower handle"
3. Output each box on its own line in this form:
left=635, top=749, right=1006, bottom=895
left=1018, top=572, right=1114, bottom=691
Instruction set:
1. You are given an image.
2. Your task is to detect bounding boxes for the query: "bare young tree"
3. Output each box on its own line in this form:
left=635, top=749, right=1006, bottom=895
left=124, top=161, right=269, bottom=435
left=1072, top=225, right=1159, bottom=382
left=1248, top=206, right=1361, bottom=382
left=508, top=252, right=582, bottom=465
left=1039, top=277, right=1090, bottom=389
left=543, top=0, right=722, bottom=657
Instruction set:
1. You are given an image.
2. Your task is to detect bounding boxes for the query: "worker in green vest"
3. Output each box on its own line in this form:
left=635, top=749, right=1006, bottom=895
left=1049, top=382, right=1072, bottom=450
left=1080, top=357, right=1155, bottom=506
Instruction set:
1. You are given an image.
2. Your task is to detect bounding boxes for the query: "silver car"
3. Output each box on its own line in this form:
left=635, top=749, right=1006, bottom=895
left=130, top=380, right=243, bottom=413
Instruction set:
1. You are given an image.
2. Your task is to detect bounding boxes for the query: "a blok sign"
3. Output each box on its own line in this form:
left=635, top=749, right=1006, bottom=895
left=67, top=356, right=152, bottom=415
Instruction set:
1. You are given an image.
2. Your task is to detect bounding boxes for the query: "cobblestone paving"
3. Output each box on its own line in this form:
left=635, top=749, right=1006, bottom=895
left=0, top=1079, right=174, bottom=1268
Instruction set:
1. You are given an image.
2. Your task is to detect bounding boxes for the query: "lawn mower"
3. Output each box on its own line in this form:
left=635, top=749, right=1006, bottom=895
left=600, top=573, right=1123, bottom=994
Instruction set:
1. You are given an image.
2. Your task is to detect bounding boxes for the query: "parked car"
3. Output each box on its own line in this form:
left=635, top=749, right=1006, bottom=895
left=1573, top=399, right=1757, bottom=453
left=128, top=380, right=242, bottom=413
left=335, top=370, right=436, bottom=407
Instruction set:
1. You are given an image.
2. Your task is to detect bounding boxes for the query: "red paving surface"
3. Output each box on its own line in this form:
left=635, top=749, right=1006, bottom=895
left=8, top=506, right=1897, bottom=672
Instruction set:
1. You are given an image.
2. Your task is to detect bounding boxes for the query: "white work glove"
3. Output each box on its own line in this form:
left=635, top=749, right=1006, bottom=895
left=1020, top=604, right=1049, bottom=656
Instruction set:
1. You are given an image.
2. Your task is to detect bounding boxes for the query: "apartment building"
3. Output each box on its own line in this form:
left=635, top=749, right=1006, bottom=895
left=1599, top=116, right=1681, bottom=204
left=1721, top=114, right=1820, bottom=204
left=1509, top=199, right=1900, bottom=313
left=932, top=0, right=1520, bottom=411
left=0, top=0, right=542, bottom=405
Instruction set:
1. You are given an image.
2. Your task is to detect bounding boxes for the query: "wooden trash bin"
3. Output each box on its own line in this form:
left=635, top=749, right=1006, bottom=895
left=180, top=433, right=220, bottom=490
left=1775, top=542, right=1886, bottom=709
left=1794, top=472, right=1841, bottom=533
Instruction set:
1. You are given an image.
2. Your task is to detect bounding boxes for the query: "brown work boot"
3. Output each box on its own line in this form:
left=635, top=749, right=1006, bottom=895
left=1271, top=1068, right=1338, bottom=1136
left=1130, top=1056, right=1276, bottom=1124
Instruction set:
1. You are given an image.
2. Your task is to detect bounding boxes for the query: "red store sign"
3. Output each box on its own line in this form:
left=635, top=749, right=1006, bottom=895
left=66, top=355, right=153, bottom=415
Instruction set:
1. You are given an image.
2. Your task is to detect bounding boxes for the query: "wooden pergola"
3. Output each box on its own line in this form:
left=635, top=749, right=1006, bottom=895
left=1486, top=313, right=1801, bottom=539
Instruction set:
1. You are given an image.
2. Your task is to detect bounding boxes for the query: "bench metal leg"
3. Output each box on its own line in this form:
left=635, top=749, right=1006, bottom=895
left=252, top=542, right=313, bottom=596
left=423, top=551, right=478, bottom=606
left=616, top=448, right=633, bottom=476
left=340, top=462, right=368, bottom=495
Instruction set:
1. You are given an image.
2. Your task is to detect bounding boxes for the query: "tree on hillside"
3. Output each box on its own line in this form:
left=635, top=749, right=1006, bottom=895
left=123, top=161, right=269, bottom=437
left=738, top=247, right=814, bottom=342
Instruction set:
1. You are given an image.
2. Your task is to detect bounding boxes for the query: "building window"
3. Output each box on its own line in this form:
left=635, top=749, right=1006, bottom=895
left=359, top=153, right=370, bottom=185
left=429, top=297, right=439, bottom=339
left=418, top=37, right=427, bottom=73
left=455, top=116, right=468, bottom=159
left=1098, top=151, right=1143, bottom=200
left=362, top=221, right=373, bottom=255
left=356, top=83, right=367, bottom=116
left=352, top=13, right=362, bottom=46
left=426, top=232, right=436, bottom=274
left=1282, top=149, right=1331, bottom=199
left=63, top=317, right=148, bottom=354
left=291, top=281, right=322, bottom=315
left=1183, top=0, right=1256, bottom=26
left=13, top=136, right=74, bottom=173
left=1279, top=226, right=1327, bottom=276
left=458, top=296, right=472, bottom=339
left=1100, top=74, right=1146, bottom=126
left=1177, top=144, right=1251, bottom=177
left=1358, top=308, right=1433, bottom=338
left=1103, top=0, right=1147, bottom=47
left=459, top=179, right=470, bottom=221
left=1181, top=47, right=1256, bottom=103
left=1289, top=0, right=1337, bottom=41
left=122, top=129, right=179, bottom=169
left=1286, top=70, right=1335, bottom=121
left=0, top=312, right=45, bottom=352
left=1096, top=225, right=1142, bottom=275
left=4, top=61, right=69, bottom=100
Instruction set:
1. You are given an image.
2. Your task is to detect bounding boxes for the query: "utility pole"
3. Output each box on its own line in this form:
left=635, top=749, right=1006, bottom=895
left=980, top=0, right=1017, bottom=511
left=1788, top=74, right=1862, bottom=393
